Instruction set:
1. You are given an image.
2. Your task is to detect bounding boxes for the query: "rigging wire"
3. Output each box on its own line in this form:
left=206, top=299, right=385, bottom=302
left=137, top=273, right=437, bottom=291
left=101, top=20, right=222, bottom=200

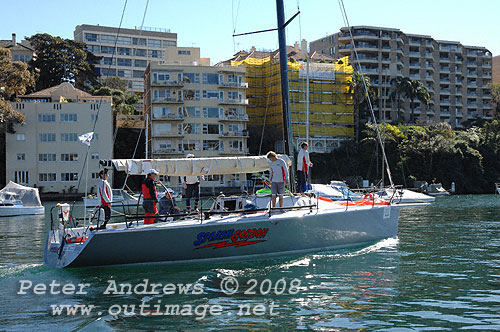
left=76, top=0, right=129, bottom=193
left=337, top=0, right=394, bottom=188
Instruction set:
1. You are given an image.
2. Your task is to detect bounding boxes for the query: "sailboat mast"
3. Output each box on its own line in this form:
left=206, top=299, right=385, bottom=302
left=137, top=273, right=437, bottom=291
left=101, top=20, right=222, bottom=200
left=276, top=0, right=295, bottom=191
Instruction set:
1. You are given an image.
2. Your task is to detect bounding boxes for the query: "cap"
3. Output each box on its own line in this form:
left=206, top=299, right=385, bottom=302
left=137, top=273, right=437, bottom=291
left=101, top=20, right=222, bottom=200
left=98, top=168, right=109, bottom=176
left=148, top=169, right=159, bottom=175
left=186, top=153, right=195, bottom=158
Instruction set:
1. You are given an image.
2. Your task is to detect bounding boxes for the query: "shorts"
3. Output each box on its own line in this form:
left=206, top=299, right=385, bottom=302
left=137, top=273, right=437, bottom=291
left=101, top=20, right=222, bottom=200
left=271, top=182, right=285, bottom=196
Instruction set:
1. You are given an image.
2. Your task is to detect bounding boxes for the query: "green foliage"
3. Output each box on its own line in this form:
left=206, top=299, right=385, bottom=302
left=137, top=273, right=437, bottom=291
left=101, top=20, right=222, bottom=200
left=27, top=33, right=100, bottom=92
left=312, top=121, right=500, bottom=194
left=0, top=47, right=34, bottom=132
left=91, top=77, right=139, bottom=115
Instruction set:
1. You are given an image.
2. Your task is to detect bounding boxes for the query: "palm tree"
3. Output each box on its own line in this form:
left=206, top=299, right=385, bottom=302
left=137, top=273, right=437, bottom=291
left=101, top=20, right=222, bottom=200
left=403, top=79, right=430, bottom=123
left=348, top=71, right=371, bottom=142
left=389, top=77, right=408, bottom=123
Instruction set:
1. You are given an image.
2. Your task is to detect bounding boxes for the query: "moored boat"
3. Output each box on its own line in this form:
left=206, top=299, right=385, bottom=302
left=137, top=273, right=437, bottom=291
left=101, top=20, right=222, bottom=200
left=0, top=182, right=45, bottom=217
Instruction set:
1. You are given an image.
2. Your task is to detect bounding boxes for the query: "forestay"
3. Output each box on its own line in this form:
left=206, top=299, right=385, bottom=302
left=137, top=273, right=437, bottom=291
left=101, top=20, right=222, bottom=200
left=108, top=155, right=292, bottom=176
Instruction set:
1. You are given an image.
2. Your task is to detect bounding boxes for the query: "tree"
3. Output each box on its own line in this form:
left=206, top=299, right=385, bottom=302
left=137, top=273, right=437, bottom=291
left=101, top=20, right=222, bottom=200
left=27, top=33, right=101, bottom=92
left=91, top=77, right=140, bottom=115
left=0, top=47, right=34, bottom=132
left=402, top=79, right=430, bottom=124
left=489, top=83, right=500, bottom=115
left=348, top=72, right=371, bottom=142
left=390, top=77, right=409, bottom=123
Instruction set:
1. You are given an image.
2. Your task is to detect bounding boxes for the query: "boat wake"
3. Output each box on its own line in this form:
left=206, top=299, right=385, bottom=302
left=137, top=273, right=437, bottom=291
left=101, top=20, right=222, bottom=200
left=0, top=262, right=45, bottom=279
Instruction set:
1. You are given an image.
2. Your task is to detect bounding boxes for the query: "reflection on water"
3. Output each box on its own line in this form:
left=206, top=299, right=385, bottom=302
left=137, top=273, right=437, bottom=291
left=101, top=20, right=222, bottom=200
left=0, top=195, right=500, bottom=331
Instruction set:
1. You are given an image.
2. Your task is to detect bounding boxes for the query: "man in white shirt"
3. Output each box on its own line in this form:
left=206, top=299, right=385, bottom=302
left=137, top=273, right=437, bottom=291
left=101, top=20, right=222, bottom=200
left=297, top=142, right=313, bottom=193
left=96, top=168, right=113, bottom=229
left=266, top=151, right=289, bottom=208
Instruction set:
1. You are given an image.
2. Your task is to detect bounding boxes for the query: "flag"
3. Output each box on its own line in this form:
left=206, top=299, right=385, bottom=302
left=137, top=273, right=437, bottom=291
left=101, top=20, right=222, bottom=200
left=78, top=132, right=94, bottom=146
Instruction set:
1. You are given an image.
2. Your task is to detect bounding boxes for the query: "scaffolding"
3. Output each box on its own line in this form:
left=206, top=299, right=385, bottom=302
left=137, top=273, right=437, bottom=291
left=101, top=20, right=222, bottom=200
left=231, top=56, right=354, bottom=149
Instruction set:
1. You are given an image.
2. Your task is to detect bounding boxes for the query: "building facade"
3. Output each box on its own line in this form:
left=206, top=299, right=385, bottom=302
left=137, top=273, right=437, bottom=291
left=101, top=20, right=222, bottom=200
left=0, top=33, right=34, bottom=63
left=310, top=26, right=493, bottom=127
left=144, top=62, right=249, bottom=192
left=222, top=43, right=354, bottom=153
left=6, top=83, right=113, bottom=194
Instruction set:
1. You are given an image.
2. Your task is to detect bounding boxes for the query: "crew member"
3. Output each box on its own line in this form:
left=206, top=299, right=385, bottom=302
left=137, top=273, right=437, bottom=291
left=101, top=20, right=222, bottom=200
left=159, top=188, right=181, bottom=219
left=297, top=142, right=313, bottom=193
left=181, top=154, right=204, bottom=213
left=97, top=168, right=112, bottom=229
left=267, top=151, right=289, bottom=208
left=142, top=169, right=160, bottom=224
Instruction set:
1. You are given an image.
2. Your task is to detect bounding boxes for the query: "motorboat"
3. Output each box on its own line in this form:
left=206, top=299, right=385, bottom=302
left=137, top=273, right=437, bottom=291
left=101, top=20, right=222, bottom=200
left=426, top=183, right=450, bottom=196
left=83, top=189, right=140, bottom=207
left=375, top=187, right=435, bottom=205
left=44, top=155, right=401, bottom=268
left=309, top=181, right=362, bottom=201
left=495, top=183, right=500, bottom=195
left=0, top=182, right=45, bottom=217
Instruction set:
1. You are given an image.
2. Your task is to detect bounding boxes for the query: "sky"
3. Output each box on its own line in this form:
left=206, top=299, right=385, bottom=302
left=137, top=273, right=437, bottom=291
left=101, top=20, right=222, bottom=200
left=1, top=0, right=499, bottom=64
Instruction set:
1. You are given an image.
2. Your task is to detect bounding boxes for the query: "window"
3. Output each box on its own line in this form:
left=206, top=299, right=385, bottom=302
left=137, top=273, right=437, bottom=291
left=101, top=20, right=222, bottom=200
left=91, top=172, right=100, bottom=179
left=85, top=33, right=98, bottom=42
left=16, top=134, right=25, bottom=141
left=203, top=107, right=220, bottom=118
left=202, top=90, right=220, bottom=99
left=91, top=114, right=98, bottom=121
left=148, top=39, right=161, bottom=47
left=229, top=140, right=243, bottom=151
left=118, top=47, right=131, bottom=55
left=61, top=173, right=78, bottom=182
left=101, top=46, right=115, bottom=54
left=153, top=106, right=171, bottom=119
left=14, top=171, right=29, bottom=184
left=60, top=113, right=77, bottom=122
left=153, top=72, right=170, bottom=81
left=13, top=54, right=31, bottom=62
left=162, top=40, right=176, bottom=48
left=38, top=114, right=56, bottom=122
left=153, top=123, right=172, bottom=136
left=102, top=57, right=115, bottom=65
left=39, top=133, right=56, bottom=142
left=91, top=153, right=99, bottom=160
left=117, top=58, right=132, bottom=66
left=60, top=133, right=77, bottom=142
left=39, top=153, right=56, bottom=162
left=133, top=70, right=144, bottom=78
left=101, top=35, right=116, bottom=44
left=184, top=123, right=200, bottom=134
left=228, top=91, right=241, bottom=100
left=101, top=68, right=116, bottom=76
left=134, top=59, right=147, bottom=67
left=116, top=36, right=131, bottom=45
left=184, top=73, right=200, bottom=84
left=203, top=140, right=219, bottom=151
left=148, top=50, right=162, bottom=58
left=202, top=73, right=219, bottom=85
left=178, top=50, right=191, bottom=55
left=87, top=45, right=100, bottom=53
left=61, top=153, right=78, bottom=162
left=153, top=89, right=171, bottom=101
left=228, top=123, right=243, bottom=133
left=117, top=69, right=132, bottom=78
left=133, top=38, right=146, bottom=46
left=203, top=124, right=219, bottom=134
left=186, top=107, right=200, bottom=117
left=17, top=153, right=25, bottom=161
left=179, top=140, right=200, bottom=151
left=39, top=173, right=56, bottom=182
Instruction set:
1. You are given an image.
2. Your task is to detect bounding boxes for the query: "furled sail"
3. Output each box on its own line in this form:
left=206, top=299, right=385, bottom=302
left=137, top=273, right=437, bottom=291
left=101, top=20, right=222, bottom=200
left=106, top=155, right=291, bottom=176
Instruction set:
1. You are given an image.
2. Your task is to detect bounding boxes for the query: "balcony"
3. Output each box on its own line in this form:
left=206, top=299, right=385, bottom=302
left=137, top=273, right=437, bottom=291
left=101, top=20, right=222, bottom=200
left=153, top=97, right=184, bottom=104
left=152, top=148, right=184, bottom=155
left=219, top=98, right=249, bottom=105
left=467, top=71, right=478, bottom=77
left=425, top=52, right=433, bottom=59
left=439, top=57, right=450, bottom=63
left=152, top=132, right=185, bottom=138
left=440, top=88, right=451, bottom=95
left=151, top=80, right=184, bottom=87
left=467, top=81, right=477, bottom=87
left=409, top=39, right=421, bottom=46
left=409, top=62, right=420, bottom=68
left=360, top=67, right=379, bottom=74
left=219, top=130, right=249, bottom=138
left=467, top=93, right=478, bottom=97
left=440, top=99, right=451, bottom=105
left=467, top=61, right=477, bottom=67
left=219, top=114, right=249, bottom=121
left=440, top=78, right=451, bottom=83
left=440, top=67, right=450, bottom=73
left=409, top=51, right=420, bottom=57
left=410, top=73, right=420, bottom=79
left=219, top=82, right=248, bottom=89
left=153, top=113, right=185, bottom=121
left=355, top=42, right=378, bottom=50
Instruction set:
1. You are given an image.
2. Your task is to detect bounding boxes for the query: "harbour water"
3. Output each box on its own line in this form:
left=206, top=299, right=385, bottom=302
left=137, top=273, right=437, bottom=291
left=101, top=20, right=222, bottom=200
left=1, top=195, right=499, bottom=331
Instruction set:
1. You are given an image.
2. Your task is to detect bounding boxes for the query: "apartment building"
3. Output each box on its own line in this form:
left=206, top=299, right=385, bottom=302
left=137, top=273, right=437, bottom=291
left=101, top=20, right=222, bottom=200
left=6, top=83, right=113, bottom=194
left=221, top=42, right=354, bottom=153
left=0, top=33, right=34, bottom=63
left=144, top=62, right=249, bottom=192
left=310, top=26, right=493, bottom=127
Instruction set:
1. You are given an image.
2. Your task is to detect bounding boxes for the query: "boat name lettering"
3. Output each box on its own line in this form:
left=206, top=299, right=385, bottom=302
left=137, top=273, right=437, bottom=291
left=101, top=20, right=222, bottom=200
left=193, top=228, right=269, bottom=249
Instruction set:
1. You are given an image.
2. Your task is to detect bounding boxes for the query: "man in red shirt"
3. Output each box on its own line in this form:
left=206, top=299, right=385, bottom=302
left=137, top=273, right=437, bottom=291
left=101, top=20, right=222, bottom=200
left=142, top=169, right=160, bottom=224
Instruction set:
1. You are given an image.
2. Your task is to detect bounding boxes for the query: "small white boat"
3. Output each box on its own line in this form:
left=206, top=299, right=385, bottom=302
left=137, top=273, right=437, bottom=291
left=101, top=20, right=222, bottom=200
left=495, top=183, right=500, bottom=195
left=309, top=181, right=362, bottom=201
left=0, top=182, right=45, bottom=217
left=426, top=183, right=450, bottom=196
left=375, top=187, right=435, bottom=204
left=83, top=189, right=139, bottom=207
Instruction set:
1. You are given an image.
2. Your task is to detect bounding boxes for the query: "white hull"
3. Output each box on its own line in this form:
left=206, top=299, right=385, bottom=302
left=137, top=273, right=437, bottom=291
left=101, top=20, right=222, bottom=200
left=378, top=188, right=436, bottom=204
left=0, top=206, right=45, bottom=217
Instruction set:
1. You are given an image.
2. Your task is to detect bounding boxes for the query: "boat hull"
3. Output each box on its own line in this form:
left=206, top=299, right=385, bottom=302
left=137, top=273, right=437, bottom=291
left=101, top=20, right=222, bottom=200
left=44, top=204, right=399, bottom=268
left=0, top=206, right=45, bottom=217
